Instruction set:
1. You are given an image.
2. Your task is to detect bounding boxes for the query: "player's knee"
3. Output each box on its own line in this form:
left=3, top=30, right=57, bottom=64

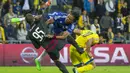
left=92, top=62, right=96, bottom=68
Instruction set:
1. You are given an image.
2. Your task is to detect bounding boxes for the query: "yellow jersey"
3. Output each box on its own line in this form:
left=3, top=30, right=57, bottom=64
left=76, top=30, right=99, bottom=48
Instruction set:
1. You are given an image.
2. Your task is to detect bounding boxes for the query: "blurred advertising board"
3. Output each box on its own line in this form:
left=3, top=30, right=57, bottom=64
left=0, top=44, right=3, bottom=66
left=0, top=44, right=129, bottom=66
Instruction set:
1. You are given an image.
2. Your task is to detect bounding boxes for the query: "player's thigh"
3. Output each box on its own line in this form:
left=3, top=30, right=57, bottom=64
left=56, top=39, right=67, bottom=51
left=47, top=40, right=67, bottom=60
left=70, top=46, right=82, bottom=65
left=80, top=52, right=91, bottom=64
left=47, top=50, right=60, bottom=61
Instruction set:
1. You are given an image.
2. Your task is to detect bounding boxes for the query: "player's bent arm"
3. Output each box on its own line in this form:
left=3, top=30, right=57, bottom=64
left=85, top=39, right=94, bottom=59
left=45, top=18, right=54, bottom=24
left=85, top=39, right=93, bottom=52
left=55, top=31, right=70, bottom=39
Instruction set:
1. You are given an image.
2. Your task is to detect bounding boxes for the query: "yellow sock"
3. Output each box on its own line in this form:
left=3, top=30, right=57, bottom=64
left=77, top=64, right=94, bottom=73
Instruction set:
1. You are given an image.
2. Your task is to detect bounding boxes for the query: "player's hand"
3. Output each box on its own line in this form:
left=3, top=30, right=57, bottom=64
left=34, top=15, right=42, bottom=20
left=45, top=0, right=51, bottom=6
left=2, top=41, right=7, bottom=44
left=47, top=34, right=54, bottom=38
left=77, top=47, right=84, bottom=54
left=47, top=35, right=56, bottom=39
left=46, top=18, right=54, bottom=24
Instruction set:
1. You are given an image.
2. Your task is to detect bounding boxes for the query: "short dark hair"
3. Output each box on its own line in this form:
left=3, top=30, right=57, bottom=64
left=71, top=7, right=81, bottom=21
left=25, top=13, right=34, bottom=24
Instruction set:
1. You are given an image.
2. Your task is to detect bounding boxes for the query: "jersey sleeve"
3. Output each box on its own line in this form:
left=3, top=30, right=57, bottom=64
left=47, top=12, right=67, bottom=21
left=29, top=35, right=41, bottom=49
left=67, top=23, right=76, bottom=34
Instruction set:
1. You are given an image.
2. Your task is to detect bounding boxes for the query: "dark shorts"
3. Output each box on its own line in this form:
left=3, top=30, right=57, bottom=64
left=42, top=39, right=67, bottom=60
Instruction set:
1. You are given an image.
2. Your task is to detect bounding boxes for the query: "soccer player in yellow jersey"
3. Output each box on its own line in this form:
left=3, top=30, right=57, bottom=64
left=70, top=29, right=99, bottom=73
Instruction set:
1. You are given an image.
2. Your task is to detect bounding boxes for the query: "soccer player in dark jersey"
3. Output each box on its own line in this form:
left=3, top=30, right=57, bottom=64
left=26, top=13, right=69, bottom=73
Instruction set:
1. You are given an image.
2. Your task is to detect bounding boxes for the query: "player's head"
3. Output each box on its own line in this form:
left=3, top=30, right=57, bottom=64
left=65, top=13, right=75, bottom=24
left=71, top=7, right=81, bottom=20
left=65, top=7, right=81, bottom=24
left=25, top=13, right=35, bottom=25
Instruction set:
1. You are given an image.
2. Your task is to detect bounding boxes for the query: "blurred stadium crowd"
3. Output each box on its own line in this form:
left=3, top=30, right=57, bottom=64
left=0, top=0, right=130, bottom=44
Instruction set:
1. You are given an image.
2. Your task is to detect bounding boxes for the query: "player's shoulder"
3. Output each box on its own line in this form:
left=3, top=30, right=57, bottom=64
left=82, top=30, right=90, bottom=33
left=49, top=12, right=66, bottom=15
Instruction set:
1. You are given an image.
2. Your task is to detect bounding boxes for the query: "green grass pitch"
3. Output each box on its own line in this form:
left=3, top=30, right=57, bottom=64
left=0, top=66, right=130, bottom=73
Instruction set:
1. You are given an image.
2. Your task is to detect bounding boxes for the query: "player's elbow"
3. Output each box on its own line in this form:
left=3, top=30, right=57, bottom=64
left=56, top=32, right=69, bottom=39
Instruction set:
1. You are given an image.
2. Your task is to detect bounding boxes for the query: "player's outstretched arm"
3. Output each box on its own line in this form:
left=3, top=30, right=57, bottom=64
left=55, top=31, right=69, bottom=39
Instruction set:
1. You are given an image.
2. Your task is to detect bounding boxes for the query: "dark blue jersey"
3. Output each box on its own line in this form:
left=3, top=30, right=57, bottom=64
left=46, top=12, right=76, bottom=35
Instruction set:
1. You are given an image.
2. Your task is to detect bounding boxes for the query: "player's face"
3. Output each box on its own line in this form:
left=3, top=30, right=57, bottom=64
left=83, top=10, right=87, bottom=15
left=65, top=14, right=75, bottom=24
